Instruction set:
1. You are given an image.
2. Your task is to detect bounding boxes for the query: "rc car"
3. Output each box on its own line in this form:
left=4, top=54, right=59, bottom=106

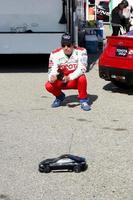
left=38, top=154, right=88, bottom=173
left=99, top=30, right=133, bottom=88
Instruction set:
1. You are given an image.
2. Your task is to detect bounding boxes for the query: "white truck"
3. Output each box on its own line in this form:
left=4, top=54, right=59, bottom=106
left=0, top=0, right=86, bottom=54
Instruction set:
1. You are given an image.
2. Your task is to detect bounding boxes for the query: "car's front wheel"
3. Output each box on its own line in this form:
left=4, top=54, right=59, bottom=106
left=43, top=165, right=51, bottom=173
left=73, top=165, right=81, bottom=173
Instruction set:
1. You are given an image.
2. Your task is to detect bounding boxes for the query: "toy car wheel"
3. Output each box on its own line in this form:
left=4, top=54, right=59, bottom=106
left=73, top=165, right=81, bottom=173
left=43, top=165, right=51, bottom=173
left=39, top=167, right=45, bottom=173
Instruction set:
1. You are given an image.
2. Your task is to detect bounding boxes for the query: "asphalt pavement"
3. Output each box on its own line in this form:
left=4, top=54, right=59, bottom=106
left=0, top=50, right=133, bottom=200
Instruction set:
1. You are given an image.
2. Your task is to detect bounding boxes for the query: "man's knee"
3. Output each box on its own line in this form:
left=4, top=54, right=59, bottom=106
left=45, top=81, right=53, bottom=92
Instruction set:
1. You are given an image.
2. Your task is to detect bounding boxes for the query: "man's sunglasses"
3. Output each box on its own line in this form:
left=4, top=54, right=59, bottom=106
left=62, top=44, right=72, bottom=48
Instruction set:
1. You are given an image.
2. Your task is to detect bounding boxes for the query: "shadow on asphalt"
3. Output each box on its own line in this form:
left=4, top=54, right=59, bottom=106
left=62, top=94, right=98, bottom=107
left=103, top=82, right=133, bottom=95
left=0, top=54, right=49, bottom=73
left=87, top=47, right=103, bottom=72
left=52, top=168, right=88, bottom=173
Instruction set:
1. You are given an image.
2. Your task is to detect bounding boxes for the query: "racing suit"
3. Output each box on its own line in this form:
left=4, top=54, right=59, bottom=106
left=45, top=46, right=88, bottom=100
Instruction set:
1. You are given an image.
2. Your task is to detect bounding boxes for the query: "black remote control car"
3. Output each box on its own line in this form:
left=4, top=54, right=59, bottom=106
left=38, top=154, right=88, bottom=173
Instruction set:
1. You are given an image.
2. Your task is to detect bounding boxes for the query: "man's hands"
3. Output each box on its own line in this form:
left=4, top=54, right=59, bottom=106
left=62, top=75, right=70, bottom=83
left=50, top=75, right=70, bottom=83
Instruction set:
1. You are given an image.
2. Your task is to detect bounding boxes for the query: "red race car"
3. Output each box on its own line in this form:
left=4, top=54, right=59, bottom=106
left=99, top=30, right=133, bottom=88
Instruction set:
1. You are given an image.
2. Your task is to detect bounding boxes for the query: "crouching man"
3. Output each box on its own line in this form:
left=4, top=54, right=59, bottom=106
left=45, top=32, right=91, bottom=111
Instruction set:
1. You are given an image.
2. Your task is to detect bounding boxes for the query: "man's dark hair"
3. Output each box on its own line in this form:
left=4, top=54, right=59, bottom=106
left=121, top=0, right=129, bottom=8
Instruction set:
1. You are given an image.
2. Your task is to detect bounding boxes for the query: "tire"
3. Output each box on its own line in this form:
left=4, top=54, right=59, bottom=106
left=43, top=165, right=51, bottom=173
left=111, top=80, right=131, bottom=89
left=73, top=165, right=81, bottom=173
left=38, top=167, right=45, bottom=173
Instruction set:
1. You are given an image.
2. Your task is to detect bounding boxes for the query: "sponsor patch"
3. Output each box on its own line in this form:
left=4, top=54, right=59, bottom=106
left=49, top=60, right=54, bottom=68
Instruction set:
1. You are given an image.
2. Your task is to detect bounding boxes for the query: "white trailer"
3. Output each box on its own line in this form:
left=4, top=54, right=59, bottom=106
left=0, top=0, right=86, bottom=54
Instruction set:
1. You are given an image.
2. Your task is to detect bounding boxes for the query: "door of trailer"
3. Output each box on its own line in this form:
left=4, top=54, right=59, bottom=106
left=0, top=0, right=67, bottom=54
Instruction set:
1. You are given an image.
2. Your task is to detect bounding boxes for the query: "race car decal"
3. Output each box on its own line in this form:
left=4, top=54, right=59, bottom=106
left=60, top=63, right=77, bottom=71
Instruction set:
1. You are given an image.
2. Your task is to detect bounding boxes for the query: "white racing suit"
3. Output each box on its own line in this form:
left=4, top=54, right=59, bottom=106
left=45, top=46, right=89, bottom=100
